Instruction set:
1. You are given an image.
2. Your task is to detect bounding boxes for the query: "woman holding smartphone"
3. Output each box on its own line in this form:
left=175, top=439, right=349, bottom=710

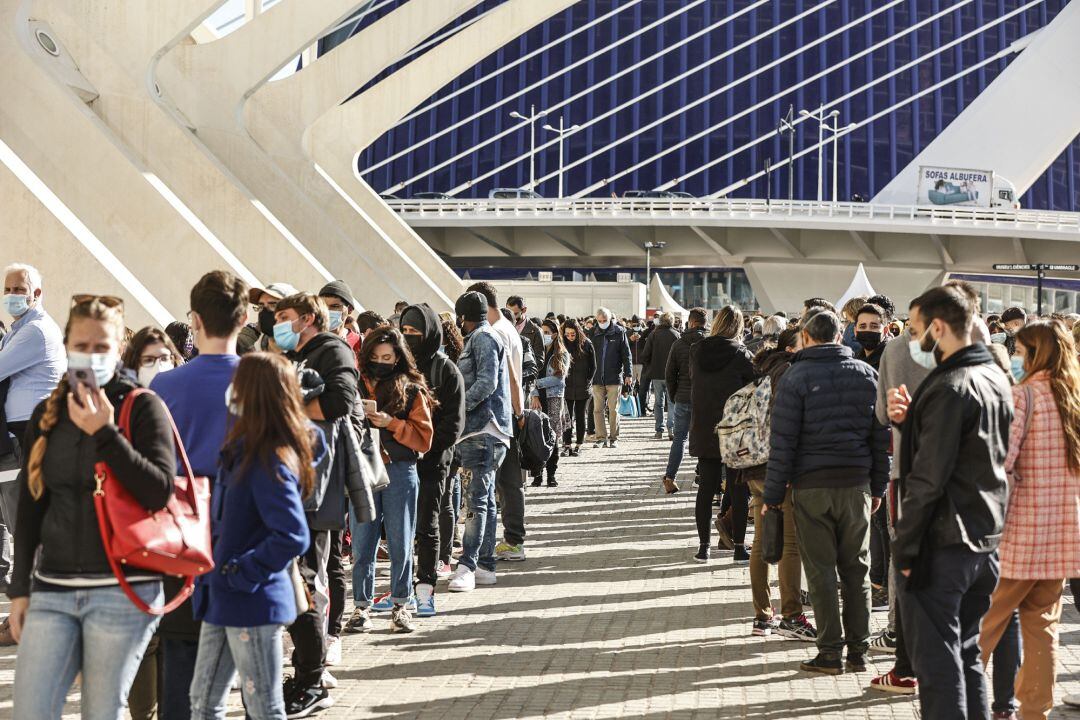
left=9, top=295, right=176, bottom=719
left=345, top=327, right=433, bottom=635
left=188, top=352, right=314, bottom=720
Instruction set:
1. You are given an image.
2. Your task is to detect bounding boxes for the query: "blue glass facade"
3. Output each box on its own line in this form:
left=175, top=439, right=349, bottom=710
left=351, top=0, right=1079, bottom=210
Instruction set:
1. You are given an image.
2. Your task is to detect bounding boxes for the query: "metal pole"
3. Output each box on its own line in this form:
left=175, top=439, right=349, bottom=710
left=558, top=117, right=565, bottom=198
left=528, top=104, right=536, bottom=190
left=787, top=118, right=794, bottom=201
left=816, top=104, right=824, bottom=202
left=831, top=125, right=839, bottom=202
left=1037, top=265, right=1045, bottom=316
left=765, top=157, right=772, bottom=204
left=645, top=247, right=652, bottom=307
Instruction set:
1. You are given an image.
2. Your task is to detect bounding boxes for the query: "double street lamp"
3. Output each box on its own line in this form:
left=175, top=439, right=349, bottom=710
left=800, top=105, right=837, bottom=202
left=542, top=116, right=581, bottom=197
left=800, top=105, right=856, bottom=202
left=509, top=104, right=548, bottom=191
left=644, top=240, right=667, bottom=307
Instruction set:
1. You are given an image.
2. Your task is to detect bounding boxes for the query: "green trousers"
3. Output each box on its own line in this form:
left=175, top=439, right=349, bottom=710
left=792, top=484, right=872, bottom=658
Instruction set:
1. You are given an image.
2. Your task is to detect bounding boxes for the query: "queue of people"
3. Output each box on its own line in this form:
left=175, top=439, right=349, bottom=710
left=0, top=258, right=1078, bottom=719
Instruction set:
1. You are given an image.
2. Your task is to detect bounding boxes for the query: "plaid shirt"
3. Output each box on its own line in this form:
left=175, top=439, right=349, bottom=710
left=998, top=372, right=1080, bottom=580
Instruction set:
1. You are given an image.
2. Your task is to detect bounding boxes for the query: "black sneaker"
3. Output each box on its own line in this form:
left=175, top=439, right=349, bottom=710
left=733, top=545, right=750, bottom=565
left=846, top=653, right=867, bottom=672
left=751, top=618, right=772, bottom=636
left=869, top=630, right=897, bottom=654
left=871, top=585, right=889, bottom=611
left=285, top=683, right=334, bottom=718
left=546, top=477, right=559, bottom=487
left=693, top=544, right=711, bottom=563
left=530, top=476, right=543, bottom=487
left=800, top=654, right=843, bottom=675
left=775, top=613, right=817, bottom=642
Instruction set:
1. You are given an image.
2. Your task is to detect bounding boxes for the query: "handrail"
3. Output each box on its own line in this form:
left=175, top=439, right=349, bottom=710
left=380, top=198, right=1080, bottom=231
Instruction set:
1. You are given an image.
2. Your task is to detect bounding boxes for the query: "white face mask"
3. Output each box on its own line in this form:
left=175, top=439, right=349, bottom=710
left=68, top=351, right=119, bottom=387
left=137, top=359, right=174, bottom=387
left=908, top=327, right=938, bottom=370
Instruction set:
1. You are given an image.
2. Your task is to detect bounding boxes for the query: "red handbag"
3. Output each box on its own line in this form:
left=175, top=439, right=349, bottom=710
left=92, top=388, right=213, bottom=615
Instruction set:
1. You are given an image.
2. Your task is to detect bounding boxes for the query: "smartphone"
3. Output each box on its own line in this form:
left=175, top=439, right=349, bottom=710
left=67, top=366, right=99, bottom=405
left=361, top=399, right=377, bottom=414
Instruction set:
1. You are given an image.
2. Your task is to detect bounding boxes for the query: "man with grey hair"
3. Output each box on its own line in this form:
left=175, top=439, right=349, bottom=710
left=589, top=307, right=632, bottom=448
left=0, top=263, right=65, bottom=596
left=764, top=309, right=889, bottom=676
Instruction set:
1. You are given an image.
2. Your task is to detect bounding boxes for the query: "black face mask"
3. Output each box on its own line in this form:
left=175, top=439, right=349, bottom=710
left=404, top=334, right=423, bottom=356
left=855, top=330, right=883, bottom=350
left=368, top=361, right=397, bottom=379
left=258, top=308, right=276, bottom=338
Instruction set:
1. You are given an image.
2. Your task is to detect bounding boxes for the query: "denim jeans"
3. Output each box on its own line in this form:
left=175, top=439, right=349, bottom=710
left=14, top=582, right=163, bottom=720
left=189, top=622, right=285, bottom=720
left=352, top=459, right=420, bottom=605
left=664, top=402, right=692, bottom=479
left=650, top=379, right=672, bottom=433
left=457, top=434, right=508, bottom=573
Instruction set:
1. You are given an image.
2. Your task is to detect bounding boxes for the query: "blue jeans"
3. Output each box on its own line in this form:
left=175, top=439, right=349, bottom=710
left=14, top=582, right=163, bottom=720
left=189, top=622, right=285, bottom=720
left=664, top=402, right=692, bottom=479
left=457, top=434, right=508, bottom=573
left=650, top=380, right=672, bottom=433
left=352, top=459, right=420, bottom=605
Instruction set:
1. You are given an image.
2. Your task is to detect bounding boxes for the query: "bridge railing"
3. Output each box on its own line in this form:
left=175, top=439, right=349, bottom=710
left=383, top=198, right=1080, bottom=231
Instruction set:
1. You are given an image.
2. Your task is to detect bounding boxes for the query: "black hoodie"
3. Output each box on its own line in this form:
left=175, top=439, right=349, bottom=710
left=687, top=335, right=755, bottom=459
left=292, top=332, right=360, bottom=422
left=400, top=304, right=465, bottom=469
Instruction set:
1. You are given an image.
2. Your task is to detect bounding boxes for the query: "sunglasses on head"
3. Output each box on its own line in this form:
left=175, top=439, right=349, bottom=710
left=71, top=294, right=124, bottom=310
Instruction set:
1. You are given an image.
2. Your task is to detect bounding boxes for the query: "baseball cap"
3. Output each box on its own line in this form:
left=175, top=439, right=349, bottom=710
left=248, top=282, right=299, bottom=305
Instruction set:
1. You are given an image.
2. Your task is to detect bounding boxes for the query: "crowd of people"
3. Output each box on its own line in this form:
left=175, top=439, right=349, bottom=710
left=0, top=259, right=1078, bottom=719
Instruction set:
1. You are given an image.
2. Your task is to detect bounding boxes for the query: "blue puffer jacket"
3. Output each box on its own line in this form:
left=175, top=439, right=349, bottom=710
left=763, top=344, right=889, bottom=506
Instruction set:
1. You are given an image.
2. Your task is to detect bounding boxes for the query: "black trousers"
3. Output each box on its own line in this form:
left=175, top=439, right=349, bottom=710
left=438, top=470, right=459, bottom=566
left=326, top=530, right=345, bottom=637
left=696, top=460, right=747, bottom=546
left=869, top=503, right=890, bottom=587
left=288, top=529, right=329, bottom=688
left=416, top=461, right=451, bottom=587
left=562, top=398, right=587, bottom=445
left=899, top=546, right=999, bottom=720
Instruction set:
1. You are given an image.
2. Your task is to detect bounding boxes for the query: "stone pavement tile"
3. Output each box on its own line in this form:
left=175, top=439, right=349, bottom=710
left=0, top=416, right=1078, bottom=718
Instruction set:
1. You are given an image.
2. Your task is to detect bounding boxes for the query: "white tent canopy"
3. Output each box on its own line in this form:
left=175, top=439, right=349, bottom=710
left=649, top=274, right=689, bottom=322
left=835, top=263, right=877, bottom=311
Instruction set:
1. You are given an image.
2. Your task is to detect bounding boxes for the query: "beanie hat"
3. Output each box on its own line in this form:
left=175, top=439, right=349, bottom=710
left=318, top=280, right=357, bottom=310
left=455, top=291, right=487, bottom=323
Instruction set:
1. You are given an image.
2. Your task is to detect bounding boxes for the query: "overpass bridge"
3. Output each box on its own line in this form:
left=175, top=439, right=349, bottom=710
left=388, top=197, right=1080, bottom=312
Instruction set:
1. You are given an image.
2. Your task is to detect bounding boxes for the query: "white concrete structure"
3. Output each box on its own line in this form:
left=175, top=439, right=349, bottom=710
left=491, top=280, right=646, bottom=321
left=0, top=0, right=578, bottom=325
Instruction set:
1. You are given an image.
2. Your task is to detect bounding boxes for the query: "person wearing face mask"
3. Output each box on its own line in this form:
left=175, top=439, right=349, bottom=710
left=348, top=327, right=434, bottom=634
left=272, top=292, right=359, bottom=716
left=399, top=304, right=464, bottom=618
left=1001, top=306, right=1027, bottom=357
left=144, top=271, right=248, bottom=720
left=887, top=285, right=1012, bottom=720
left=238, top=282, right=298, bottom=355
left=853, top=303, right=890, bottom=371
left=588, top=307, right=632, bottom=449
left=529, top=319, right=571, bottom=487
left=8, top=295, right=176, bottom=720
left=506, top=295, right=544, bottom=369
left=122, top=327, right=183, bottom=387
left=0, top=263, right=65, bottom=599
left=319, top=280, right=362, bottom=354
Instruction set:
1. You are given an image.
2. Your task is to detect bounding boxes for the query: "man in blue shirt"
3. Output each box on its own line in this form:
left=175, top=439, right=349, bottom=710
left=149, top=270, right=247, bottom=720
left=0, top=263, right=65, bottom=589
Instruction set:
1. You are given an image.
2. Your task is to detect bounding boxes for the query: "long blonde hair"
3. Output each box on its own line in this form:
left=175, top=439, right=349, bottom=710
left=1017, top=321, right=1080, bottom=472
left=27, top=297, right=125, bottom=500
left=710, top=305, right=744, bottom=340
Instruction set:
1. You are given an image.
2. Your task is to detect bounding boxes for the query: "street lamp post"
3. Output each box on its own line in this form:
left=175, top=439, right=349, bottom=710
left=822, top=115, right=857, bottom=202
left=799, top=105, right=838, bottom=202
left=509, top=104, right=548, bottom=191
left=542, top=116, right=581, bottom=197
left=777, top=104, right=795, bottom=201
left=644, top=240, right=667, bottom=307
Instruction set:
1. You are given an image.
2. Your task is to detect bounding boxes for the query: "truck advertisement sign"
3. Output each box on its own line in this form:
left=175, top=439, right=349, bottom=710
left=916, top=166, right=994, bottom=208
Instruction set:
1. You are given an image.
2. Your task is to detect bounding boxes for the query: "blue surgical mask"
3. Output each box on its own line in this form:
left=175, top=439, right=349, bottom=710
left=908, top=328, right=938, bottom=370
left=273, top=319, right=301, bottom=352
left=328, top=310, right=343, bottom=331
left=67, top=350, right=118, bottom=387
left=3, top=294, right=30, bottom=317
left=990, top=332, right=1007, bottom=345
left=1010, top=356, right=1026, bottom=382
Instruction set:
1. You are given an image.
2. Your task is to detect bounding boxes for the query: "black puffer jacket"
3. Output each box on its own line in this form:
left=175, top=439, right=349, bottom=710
left=590, top=323, right=632, bottom=386
left=640, top=325, right=680, bottom=382
left=665, top=326, right=705, bottom=404
left=292, top=332, right=360, bottom=422
left=763, top=344, right=889, bottom=506
left=11, top=374, right=176, bottom=598
left=688, top=336, right=755, bottom=459
left=564, top=342, right=596, bottom=401
left=401, top=303, right=465, bottom=470
left=893, top=344, right=1012, bottom=574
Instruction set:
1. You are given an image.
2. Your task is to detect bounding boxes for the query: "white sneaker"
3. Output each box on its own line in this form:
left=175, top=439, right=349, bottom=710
left=324, top=635, right=341, bottom=666
left=415, top=583, right=436, bottom=617
left=1063, top=694, right=1080, bottom=708
left=321, top=669, right=338, bottom=689
left=448, top=565, right=475, bottom=592
left=475, top=567, right=497, bottom=586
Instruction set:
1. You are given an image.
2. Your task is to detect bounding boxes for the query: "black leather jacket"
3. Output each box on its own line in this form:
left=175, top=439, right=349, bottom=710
left=892, top=343, right=1012, bottom=574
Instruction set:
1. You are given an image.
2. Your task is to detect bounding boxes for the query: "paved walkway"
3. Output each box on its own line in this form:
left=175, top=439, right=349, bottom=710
left=1, top=416, right=1078, bottom=718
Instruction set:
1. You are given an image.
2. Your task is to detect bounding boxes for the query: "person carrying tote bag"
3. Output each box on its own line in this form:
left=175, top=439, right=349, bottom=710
left=8, top=295, right=176, bottom=720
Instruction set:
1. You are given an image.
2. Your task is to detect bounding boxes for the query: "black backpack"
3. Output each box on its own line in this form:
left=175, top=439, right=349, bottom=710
left=518, top=408, right=555, bottom=473
left=520, top=334, right=539, bottom=386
